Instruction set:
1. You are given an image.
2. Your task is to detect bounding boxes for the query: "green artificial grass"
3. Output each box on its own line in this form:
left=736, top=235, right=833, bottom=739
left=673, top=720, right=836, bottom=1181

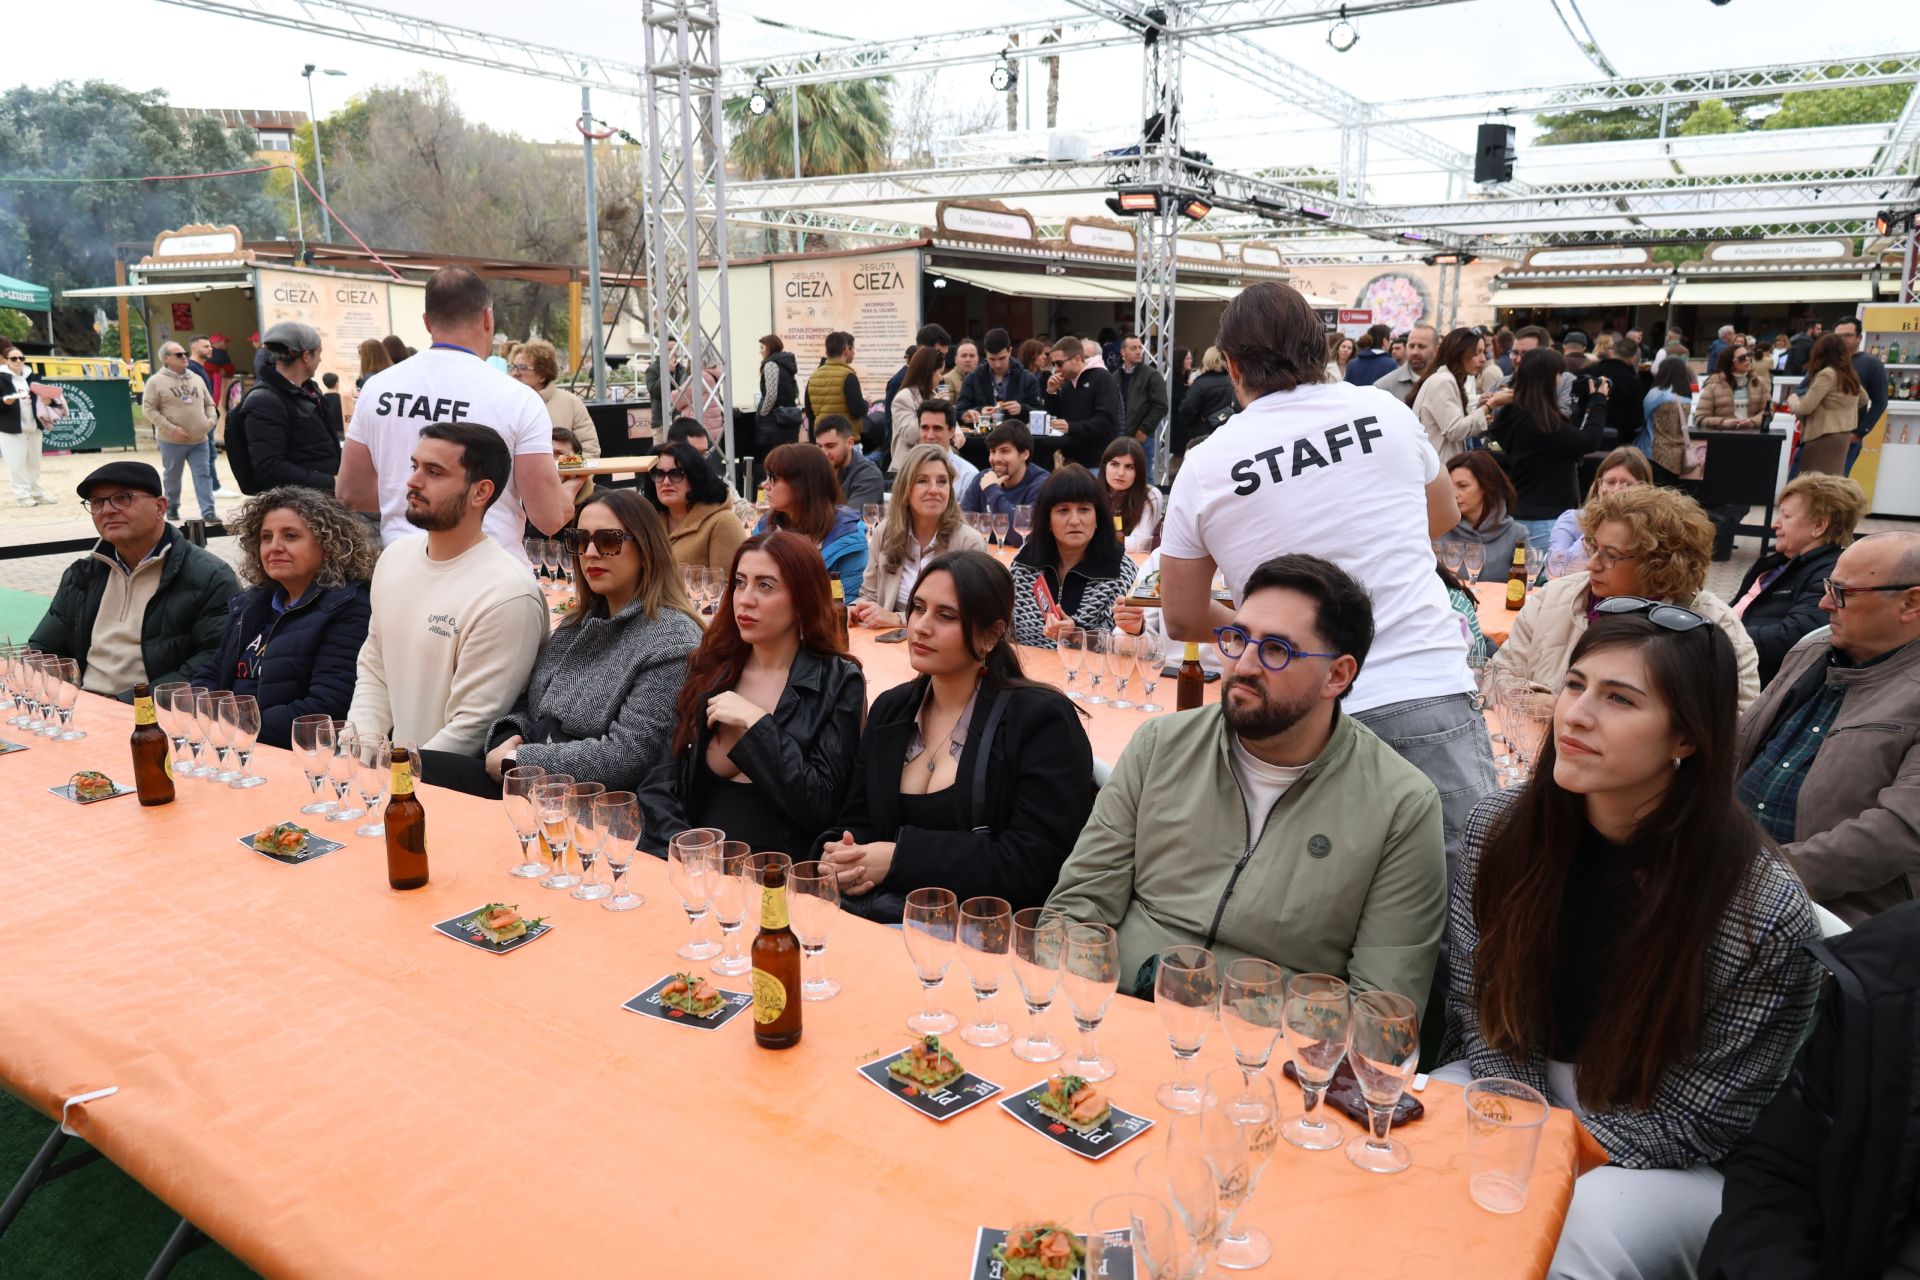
left=0, top=587, right=48, bottom=645
left=0, top=1090, right=256, bottom=1278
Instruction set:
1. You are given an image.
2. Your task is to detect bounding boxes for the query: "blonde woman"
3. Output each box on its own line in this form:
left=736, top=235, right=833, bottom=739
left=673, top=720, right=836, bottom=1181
left=511, top=339, right=601, bottom=457
left=849, top=442, right=987, bottom=629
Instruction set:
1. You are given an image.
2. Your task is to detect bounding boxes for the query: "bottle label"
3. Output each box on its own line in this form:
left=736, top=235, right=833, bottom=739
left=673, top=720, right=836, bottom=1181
left=830, top=579, right=844, bottom=602
left=760, top=884, right=789, bottom=930
left=1506, top=579, right=1526, bottom=606
left=133, top=696, right=157, bottom=726
left=751, top=968, right=788, bottom=1024
left=391, top=761, right=414, bottom=795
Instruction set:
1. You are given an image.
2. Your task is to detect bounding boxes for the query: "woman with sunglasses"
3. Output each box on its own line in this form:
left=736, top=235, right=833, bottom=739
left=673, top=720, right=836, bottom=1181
left=1438, top=606, right=1819, bottom=1280
left=1495, top=483, right=1761, bottom=711
left=639, top=530, right=864, bottom=858
left=482, top=490, right=702, bottom=789
left=1694, top=342, right=1773, bottom=431
left=756, top=442, right=868, bottom=601
left=648, top=438, right=744, bottom=571
left=0, top=347, right=57, bottom=506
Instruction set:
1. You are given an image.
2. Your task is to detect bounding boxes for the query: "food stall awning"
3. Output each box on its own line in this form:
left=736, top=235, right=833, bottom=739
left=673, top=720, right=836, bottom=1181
left=1492, top=283, right=1673, bottom=308
left=928, top=265, right=1134, bottom=301
left=0, top=272, right=50, bottom=311
left=1669, top=279, right=1872, bottom=305
left=62, top=281, right=254, bottom=299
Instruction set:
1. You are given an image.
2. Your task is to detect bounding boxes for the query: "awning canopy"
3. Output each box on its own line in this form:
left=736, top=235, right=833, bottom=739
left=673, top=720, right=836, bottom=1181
left=929, top=265, right=1134, bottom=301
left=62, top=281, right=254, bottom=300
left=1493, top=283, right=1672, bottom=308
left=1669, top=279, right=1872, bottom=305
left=0, top=272, right=51, bottom=312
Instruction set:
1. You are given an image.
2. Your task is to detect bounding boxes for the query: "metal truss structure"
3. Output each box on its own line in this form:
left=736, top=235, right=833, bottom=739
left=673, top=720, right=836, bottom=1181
left=1127, top=1, right=1185, bottom=481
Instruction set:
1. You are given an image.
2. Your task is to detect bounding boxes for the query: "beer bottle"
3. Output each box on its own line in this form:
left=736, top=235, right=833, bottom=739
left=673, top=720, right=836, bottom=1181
left=1176, top=642, right=1206, bottom=712
left=1505, top=545, right=1529, bottom=611
left=750, top=857, right=803, bottom=1049
left=385, top=744, right=429, bottom=890
left=829, top=578, right=850, bottom=648
left=129, top=682, right=174, bottom=807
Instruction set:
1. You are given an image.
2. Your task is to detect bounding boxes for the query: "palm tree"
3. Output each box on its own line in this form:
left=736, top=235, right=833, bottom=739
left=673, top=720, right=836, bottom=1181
left=724, top=72, right=893, bottom=182
left=1005, top=33, right=1021, bottom=132
left=1045, top=29, right=1062, bottom=128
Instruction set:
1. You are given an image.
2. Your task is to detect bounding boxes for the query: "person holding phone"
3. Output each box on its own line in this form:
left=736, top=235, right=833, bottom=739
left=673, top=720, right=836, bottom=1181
left=1488, top=347, right=1609, bottom=551
left=1008, top=463, right=1137, bottom=648
left=851, top=443, right=985, bottom=631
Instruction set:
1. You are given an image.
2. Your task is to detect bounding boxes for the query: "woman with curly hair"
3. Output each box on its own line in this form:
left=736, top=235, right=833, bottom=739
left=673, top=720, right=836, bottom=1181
left=1492, top=484, right=1761, bottom=711
left=195, top=486, right=377, bottom=748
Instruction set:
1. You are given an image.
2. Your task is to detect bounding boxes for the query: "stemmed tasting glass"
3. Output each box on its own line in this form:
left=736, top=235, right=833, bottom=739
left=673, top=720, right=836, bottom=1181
left=1058, top=627, right=1087, bottom=700
left=1084, top=631, right=1111, bottom=705
left=501, top=765, right=549, bottom=877
left=1204, top=1067, right=1279, bottom=1271
left=152, top=681, right=189, bottom=772
left=1281, top=973, right=1352, bottom=1151
left=192, top=688, right=227, bottom=780
left=680, top=565, right=703, bottom=611
left=325, top=724, right=366, bottom=819
left=222, top=693, right=266, bottom=787
left=991, top=510, right=1011, bottom=550
left=1438, top=538, right=1464, bottom=577
left=1506, top=684, right=1555, bottom=783
left=523, top=536, right=546, bottom=577
left=788, top=860, right=841, bottom=999
left=535, top=780, right=582, bottom=890
left=50, top=658, right=84, bottom=740
left=6, top=648, right=41, bottom=727
left=1013, top=503, right=1034, bottom=545
left=1107, top=631, right=1138, bottom=710
left=1136, top=1143, right=1222, bottom=1280
left=1088, top=1194, right=1177, bottom=1280
left=291, top=713, right=336, bottom=810
left=1524, top=544, right=1546, bottom=585
left=1155, top=945, right=1221, bottom=1112
left=1546, top=550, right=1570, bottom=579
left=1009, top=907, right=1067, bottom=1063
left=1136, top=631, right=1167, bottom=713
left=957, top=896, right=1014, bottom=1048
left=350, top=730, right=388, bottom=832
left=1220, top=957, right=1286, bottom=1083
left=1461, top=540, right=1486, bottom=582
left=540, top=537, right=563, bottom=587
left=1063, top=922, right=1120, bottom=1082
left=667, top=828, right=723, bottom=960
left=25, top=655, right=53, bottom=734
left=901, top=886, right=960, bottom=1036
left=1346, top=990, right=1421, bottom=1174
left=707, top=842, right=753, bottom=975
left=0, top=644, right=15, bottom=716
left=595, top=792, right=644, bottom=911
left=568, top=782, right=611, bottom=900
left=861, top=503, right=882, bottom=537
left=38, top=658, right=66, bottom=738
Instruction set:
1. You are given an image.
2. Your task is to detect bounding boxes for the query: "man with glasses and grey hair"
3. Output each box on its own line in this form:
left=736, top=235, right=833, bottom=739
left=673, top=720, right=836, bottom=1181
left=142, top=340, right=220, bottom=522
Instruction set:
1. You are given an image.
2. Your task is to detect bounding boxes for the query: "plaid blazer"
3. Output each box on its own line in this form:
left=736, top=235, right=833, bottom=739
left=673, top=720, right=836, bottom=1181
left=1444, top=792, right=1821, bottom=1170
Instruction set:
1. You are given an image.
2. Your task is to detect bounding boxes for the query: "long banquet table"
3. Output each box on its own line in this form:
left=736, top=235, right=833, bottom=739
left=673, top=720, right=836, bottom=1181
left=1, top=696, right=1576, bottom=1278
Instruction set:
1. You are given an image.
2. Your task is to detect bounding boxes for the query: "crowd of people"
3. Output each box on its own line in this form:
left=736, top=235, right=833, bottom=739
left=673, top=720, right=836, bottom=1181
left=17, top=267, right=1920, bottom=1279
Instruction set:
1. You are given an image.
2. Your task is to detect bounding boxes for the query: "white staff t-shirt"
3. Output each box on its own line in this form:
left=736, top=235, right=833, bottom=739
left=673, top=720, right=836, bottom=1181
left=1160, top=381, right=1470, bottom=715
left=346, top=345, right=554, bottom=564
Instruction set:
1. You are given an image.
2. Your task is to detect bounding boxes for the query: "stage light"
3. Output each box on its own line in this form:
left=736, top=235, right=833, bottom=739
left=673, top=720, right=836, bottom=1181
left=1106, top=188, right=1164, bottom=216
left=990, top=61, right=1017, bottom=92
left=747, top=84, right=771, bottom=116
left=1180, top=195, right=1212, bottom=220
left=1424, top=252, right=1478, bottom=266
left=1297, top=203, right=1332, bottom=221
left=1327, top=5, right=1358, bottom=51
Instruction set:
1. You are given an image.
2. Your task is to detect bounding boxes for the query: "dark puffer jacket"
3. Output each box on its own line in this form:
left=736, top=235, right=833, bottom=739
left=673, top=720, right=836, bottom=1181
left=195, top=581, right=372, bottom=748
left=236, top=363, right=340, bottom=493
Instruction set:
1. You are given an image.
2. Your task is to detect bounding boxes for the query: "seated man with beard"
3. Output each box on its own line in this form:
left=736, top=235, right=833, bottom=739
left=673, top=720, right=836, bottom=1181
left=1047, top=553, right=1447, bottom=1002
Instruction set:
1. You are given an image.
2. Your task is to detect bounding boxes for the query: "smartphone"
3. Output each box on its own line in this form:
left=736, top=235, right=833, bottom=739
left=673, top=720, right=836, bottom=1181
left=876, top=628, right=908, bottom=644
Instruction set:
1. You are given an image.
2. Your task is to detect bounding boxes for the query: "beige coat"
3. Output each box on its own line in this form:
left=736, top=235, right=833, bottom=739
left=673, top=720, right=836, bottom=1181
left=1787, top=367, right=1864, bottom=444
left=1412, top=365, right=1491, bottom=460
left=537, top=383, right=601, bottom=457
left=1693, top=369, right=1774, bottom=429
left=1650, top=397, right=1691, bottom=476
left=1492, top=571, right=1761, bottom=713
left=858, top=518, right=987, bottom=613
left=141, top=367, right=217, bottom=445
left=665, top=499, right=747, bottom=572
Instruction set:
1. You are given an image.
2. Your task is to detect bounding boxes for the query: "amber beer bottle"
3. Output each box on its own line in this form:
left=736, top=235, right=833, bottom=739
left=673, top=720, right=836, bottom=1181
left=385, top=744, right=429, bottom=890
left=1504, top=545, right=1529, bottom=612
left=750, top=856, right=803, bottom=1049
left=1176, top=642, right=1206, bottom=712
left=829, top=578, right=850, bottom=648
left=129, top=682, right=174, bottom=807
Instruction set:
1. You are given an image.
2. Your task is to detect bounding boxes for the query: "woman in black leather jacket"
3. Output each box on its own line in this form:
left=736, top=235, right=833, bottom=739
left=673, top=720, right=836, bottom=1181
left=639, top=530, right=865, bottom=858
left=1173, top=346, right=1238, bottom=458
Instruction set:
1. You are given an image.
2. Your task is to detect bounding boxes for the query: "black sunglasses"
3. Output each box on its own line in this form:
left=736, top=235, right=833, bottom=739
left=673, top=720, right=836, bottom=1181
left=1593, top=595, right=1709, bottom=631
left=654, top=466, right=687, bottom=482
left=559, top=528, right=639, bottom=557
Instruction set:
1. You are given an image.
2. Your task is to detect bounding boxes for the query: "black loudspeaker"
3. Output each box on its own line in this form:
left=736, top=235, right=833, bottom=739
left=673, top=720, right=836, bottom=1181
left=1475, top=123, right=1516, bottom=184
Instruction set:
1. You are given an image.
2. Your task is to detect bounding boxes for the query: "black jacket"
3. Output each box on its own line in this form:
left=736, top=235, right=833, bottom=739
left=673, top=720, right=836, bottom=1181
left=1587, top=356, right=1646, bottom=448
left=826, top=677, right=1094, bottom=922
left=1786, top=334, right=1814, bottom=378
left=955, top=363, right=1045, bottom=422
left=234, top=363, right=340, bottom=493
left=1732, top=542, right=1842, bottom=686
left=1045, top=366, right=1123, bottom=468
left=637, top=648, right=865, bottom=859
left=1120, top=362, right=1170, bottom=439
left=1490, top=395, right=1607, bottom=520
left=1700, top=899, right=1920, bottom=1280
left=1174, top=370, right=1237, bottom=455
left=0, top=368, right=47, bottom=434
left=195, top=581, right=371, bottom=749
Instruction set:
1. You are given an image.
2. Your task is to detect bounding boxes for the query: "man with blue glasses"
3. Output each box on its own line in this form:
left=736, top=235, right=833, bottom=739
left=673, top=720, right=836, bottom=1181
left=1047, top=553, right=1447, bottom=1005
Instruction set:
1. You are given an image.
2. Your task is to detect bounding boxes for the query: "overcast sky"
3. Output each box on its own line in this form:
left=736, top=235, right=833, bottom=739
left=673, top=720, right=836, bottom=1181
left=16, top=0, right=1895, bottom=202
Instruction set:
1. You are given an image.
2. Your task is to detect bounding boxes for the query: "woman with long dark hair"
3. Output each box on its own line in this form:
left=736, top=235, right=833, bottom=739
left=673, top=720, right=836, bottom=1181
left=1641, top=355, right=1698, bottom=487
left=1009, top=462, right=1138, bottom=646
left=852, top=443, right=986, bottom=630
left=823, top=549, right=1094, bottom=921
left=1489, top=346, right=1608, bottom=550
left=1788, top=333, right=1865, bottom=475
left=756, top=441, right=868, bottom=599
left=1443, top=450, right=1522, bottom=581
left=889, top=344, right=945, bottom=472
left=649, top=438, right=746, bottom=571
left=638, top=530, right=865, bottom=857
left=1693, top=341, right=1773, bottom=431
left=1099, top=436, right=1162, bottom=553
left=754, top=333, right=801, bottom=455
left=1414, top=326, right=1509, bottom=459
left=1442, top=609, right=1819, bottom=1279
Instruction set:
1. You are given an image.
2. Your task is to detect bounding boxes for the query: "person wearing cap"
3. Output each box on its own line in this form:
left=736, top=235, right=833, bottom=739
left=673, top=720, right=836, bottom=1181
left=142, top=341, right=220, bottom=523
left=28, top=462, right=238, bottom=700
left=230, top=321, right=340, bottom=495
left=1562, top=329, right=1592, bottom=372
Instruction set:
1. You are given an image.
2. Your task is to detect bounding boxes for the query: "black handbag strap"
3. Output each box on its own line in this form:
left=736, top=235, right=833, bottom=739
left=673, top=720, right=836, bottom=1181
left=968, top=689, right=1011, bottom=836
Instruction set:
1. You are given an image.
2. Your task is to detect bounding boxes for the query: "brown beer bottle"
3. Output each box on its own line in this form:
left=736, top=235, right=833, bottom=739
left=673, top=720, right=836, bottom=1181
left=129, top=683, right=174, bottom=807
left=1505, top=545, right=1529, bottom=612
left=1176, top=642, right=1206, bottom=712
left=751, top=858, right=803, bottom=1049
left=830, top=578, right=850, bottom=648
left=384, top=744, right=429, bottom=890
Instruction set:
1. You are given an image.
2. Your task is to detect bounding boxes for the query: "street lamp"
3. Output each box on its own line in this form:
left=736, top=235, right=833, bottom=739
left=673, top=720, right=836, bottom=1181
left=302, top=64, right=347, bottom=243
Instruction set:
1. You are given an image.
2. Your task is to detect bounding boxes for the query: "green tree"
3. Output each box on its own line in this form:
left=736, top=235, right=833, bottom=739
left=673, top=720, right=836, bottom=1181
left=100, top=313, right=149, bottom=360
left=0, top=309, right=28, bottom=342
left=1764, top=83, right=1913, bottom=130
left=1678, top=98, right=1739, bottom=136
left=1534, top=63, right=1915, bottom=147
left=724, top=75, right=892, bottom=181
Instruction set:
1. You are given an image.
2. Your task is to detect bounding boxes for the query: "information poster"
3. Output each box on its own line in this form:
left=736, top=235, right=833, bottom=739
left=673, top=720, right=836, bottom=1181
left=42, top=379, right=136, bottom=452
left=770, top=249, right=920, bottom=403
left=255, top=268, right=398, bottom=392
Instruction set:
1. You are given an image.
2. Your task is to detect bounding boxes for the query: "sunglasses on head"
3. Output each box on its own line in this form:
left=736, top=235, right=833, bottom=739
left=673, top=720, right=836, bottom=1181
left=1593, top=595, right=1709, bottom=631
left=558, top=528, right=639, bottom=557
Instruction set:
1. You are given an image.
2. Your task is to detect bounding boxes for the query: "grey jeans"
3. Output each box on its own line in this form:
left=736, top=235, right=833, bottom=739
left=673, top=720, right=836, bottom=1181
left=1351, top=691, right=1496, bottom=883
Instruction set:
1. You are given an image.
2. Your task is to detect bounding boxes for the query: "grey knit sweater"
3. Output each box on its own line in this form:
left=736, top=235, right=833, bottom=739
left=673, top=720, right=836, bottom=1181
left=485, top=599, right=702, bottom=790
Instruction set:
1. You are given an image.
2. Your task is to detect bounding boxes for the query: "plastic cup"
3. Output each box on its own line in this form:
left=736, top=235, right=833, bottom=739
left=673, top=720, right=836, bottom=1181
left=1463, top=1077, right=1549, bottom=1214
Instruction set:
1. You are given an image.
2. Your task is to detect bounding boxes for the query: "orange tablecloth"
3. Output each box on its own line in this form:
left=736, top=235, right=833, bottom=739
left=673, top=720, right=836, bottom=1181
left=1, top=696, right=1574, bottom=1279
left=1472, top=580, right=1518, bottom=646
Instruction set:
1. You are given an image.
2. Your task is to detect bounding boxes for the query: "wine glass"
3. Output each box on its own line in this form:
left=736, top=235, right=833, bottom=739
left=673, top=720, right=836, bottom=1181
left=1524, top=544, right=1545, bottom=586
left=291, top=713, right=336, bottom=811
left=1107, top=631, right=1138, bottom=710
left=49, top=658, right=84, bottom=741
left=1062, top=922, right=1120, bottom=1083
left=523, top=536, right=547, bottom=578
left=1205, top=1067, right=1279, bottom=1270
left=540, top=537, right=562, bottom=586
left=193, top=689, right=230, bottom=781
left=1346, top=990, right=1421, bottom=1175
left=222, top=694, right=266, bottom=787
left=991, top=510, right=1011, bottom=550
left=4, top=648, right=36, bottom=727
left=152, top=680, right=189, bottom=774
left=1058, top=627, right=1086, bottom=700
left=596, top=792, right=644, bottom=911
left=957, top=896, right=1013, bottom=1049
left=350, top=730, right=389, bottom=833
left=1084, top=631, right=1110, bottom=705
left=1545, top=549, right=1570, bottom=579
left=1013, top=503, right=1034, bottom=546
left=327, top=725, right=366, bottom=820
left=1506, top=685, right=1555, bottom=783
left=1461, top=541, right=1486, bottom=583
left=1136, top=631, right=1166, bottom=713
left=502, top=765, right=549, bottom=877
left=0, top=645, right=18, bottom=720
left=1438, top=538, right=1464, bottom=576
left=535, top=780, right=582, bottom=890
left=1135, top=1145, right=1222, bottom=1280
left=1010, top=907, right=1066, bottom=1063
left=21, top=655, right=50, bottom=734
left=667, top=828, right=723, bottom=960
left=1220, top=957, right=1286, bottom=1082
left=567, top=782, right=610, bottom=901
left=1154, top=945, right=1221, bottom=1112
left=861, top=502, right=881, bottom=537
left=1281, top=973, right=1351, bottom=1151
left=901, top=886, right=960, bottom=1036
left=707, top=842, right=753, bottom=975
left=788, top=860, right=841, bottom=1000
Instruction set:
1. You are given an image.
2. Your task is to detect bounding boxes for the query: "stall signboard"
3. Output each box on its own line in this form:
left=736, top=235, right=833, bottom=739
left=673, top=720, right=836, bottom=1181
left=42, top=380, right=136, bottom=452
left=769, top=248, right=921, bottom=401
left=1336, top=308, right=1373, bottom=339
left=255, top=268, right=412, bottom=394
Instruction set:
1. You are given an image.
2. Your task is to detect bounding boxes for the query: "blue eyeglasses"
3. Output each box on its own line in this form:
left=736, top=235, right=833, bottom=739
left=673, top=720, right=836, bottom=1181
left=1213, top=625, right=1340, bottom=672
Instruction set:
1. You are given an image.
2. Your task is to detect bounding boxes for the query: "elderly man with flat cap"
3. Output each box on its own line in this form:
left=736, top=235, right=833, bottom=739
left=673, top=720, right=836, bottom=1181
left=29, top=461, right=237, bottom=700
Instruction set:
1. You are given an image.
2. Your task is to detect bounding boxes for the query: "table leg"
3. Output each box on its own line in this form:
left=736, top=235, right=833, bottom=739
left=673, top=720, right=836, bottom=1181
left=142, top=1218, right=206, bottom=1280
left=0, top=1122, right=104, bottom=1238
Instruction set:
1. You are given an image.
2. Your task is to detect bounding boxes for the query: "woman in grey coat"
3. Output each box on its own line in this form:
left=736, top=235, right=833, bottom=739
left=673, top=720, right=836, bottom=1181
left=485, top=490, right=703, bottom=791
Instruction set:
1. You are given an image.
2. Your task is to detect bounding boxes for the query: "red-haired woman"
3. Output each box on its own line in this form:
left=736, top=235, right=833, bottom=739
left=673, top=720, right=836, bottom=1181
left=637, top=530, right=866, bottom=858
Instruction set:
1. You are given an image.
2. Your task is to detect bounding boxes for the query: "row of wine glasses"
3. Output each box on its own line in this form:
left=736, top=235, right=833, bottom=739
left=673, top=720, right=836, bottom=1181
left=1058, top=628, right=1166, bottom=712
left=0, top=647, right=86, bottom=740
left=1434, top=536, right=1489, bottom=583
left=522, top=536, right=571, bottom=588
left=500, top=767, right=646, bottom=910
left=152, top=683, right=267, bottom=788
left=287, top=714, right=388, bottom=833
left=1488, top=673, right=1553, bottom=787
left=680, top=565, right=724, bottom=617
left=665, top=829, right=842, bottom=995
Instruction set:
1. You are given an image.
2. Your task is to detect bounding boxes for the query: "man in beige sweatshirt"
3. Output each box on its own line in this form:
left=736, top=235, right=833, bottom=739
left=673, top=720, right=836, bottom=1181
left=141, top=342, right=219, bottom=522
left=348, top=421, right=545, bottom=763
